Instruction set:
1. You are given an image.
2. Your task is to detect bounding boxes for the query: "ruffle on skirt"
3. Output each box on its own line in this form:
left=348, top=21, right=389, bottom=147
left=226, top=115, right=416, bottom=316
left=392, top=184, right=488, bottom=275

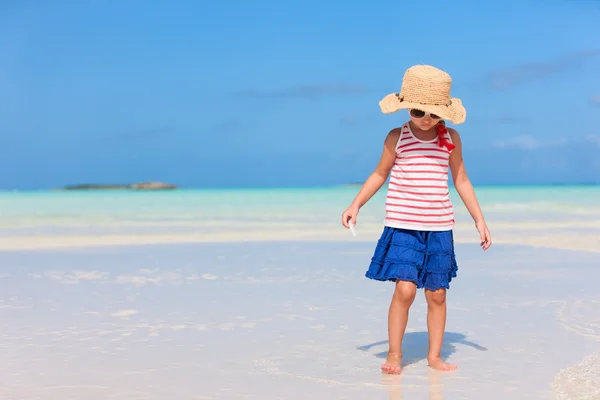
left=365, top=226, right=458, bottom=290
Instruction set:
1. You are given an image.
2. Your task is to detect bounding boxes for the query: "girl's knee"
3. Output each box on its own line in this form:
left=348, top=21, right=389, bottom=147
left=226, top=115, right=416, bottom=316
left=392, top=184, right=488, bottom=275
left=393, top=280, right=417, bottom=304
left=426, top=288, right=446, bottom=306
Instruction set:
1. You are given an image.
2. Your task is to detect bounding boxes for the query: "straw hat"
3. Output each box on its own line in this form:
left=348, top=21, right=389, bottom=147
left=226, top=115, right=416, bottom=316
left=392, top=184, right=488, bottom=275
left=379, top=65, right=466, bottom=124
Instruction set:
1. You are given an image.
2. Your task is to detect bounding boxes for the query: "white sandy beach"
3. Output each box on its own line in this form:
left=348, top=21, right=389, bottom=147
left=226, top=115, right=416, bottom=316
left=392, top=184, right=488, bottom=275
left=0, top=187, right=598, bottom=399
left=0, top=242, right=599, bottom=399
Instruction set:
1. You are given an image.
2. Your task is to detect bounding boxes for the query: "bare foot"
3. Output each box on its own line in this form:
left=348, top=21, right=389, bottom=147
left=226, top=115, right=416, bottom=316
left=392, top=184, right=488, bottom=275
left=381, top=352, right=402, bottom=374
left=427, top=356, right=457, bottom=371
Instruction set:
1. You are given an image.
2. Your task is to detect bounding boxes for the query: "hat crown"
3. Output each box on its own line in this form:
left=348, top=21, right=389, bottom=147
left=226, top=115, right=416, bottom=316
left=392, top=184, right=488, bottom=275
left=399, top=65, right=453, bottom=107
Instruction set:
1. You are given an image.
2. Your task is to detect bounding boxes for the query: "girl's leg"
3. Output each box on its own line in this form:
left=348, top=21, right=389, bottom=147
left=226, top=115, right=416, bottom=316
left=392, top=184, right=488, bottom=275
left=424, top=288, right=457, bottom=371
left=382, top=280, right=417, bottom=374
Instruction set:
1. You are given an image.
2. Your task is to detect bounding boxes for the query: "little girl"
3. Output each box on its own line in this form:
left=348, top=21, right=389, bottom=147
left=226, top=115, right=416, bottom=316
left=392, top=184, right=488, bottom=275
left=342, top=65, right=491, bottom=374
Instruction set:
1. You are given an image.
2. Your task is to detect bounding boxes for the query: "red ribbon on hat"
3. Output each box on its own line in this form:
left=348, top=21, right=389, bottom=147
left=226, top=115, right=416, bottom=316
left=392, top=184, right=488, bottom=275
left=437, top=121, right=455, bottom=151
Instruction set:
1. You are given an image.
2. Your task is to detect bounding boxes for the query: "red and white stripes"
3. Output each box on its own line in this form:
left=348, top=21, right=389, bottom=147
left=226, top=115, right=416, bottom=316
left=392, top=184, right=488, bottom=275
left=384, top=123, right=455, bottom=231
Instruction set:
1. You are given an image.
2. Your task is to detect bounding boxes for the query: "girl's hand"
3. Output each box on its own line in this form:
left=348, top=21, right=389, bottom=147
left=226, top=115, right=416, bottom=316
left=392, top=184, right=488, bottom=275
left=341, top=205, right=359, bottom=228
left=476, top=220, right=492, bottom=251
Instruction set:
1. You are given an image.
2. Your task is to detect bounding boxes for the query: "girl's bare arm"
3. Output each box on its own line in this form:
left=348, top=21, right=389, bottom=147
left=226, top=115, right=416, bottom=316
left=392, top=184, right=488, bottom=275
left=448, top=128, right=492, bottom=250
left=342, top=128, right=400, bottom=227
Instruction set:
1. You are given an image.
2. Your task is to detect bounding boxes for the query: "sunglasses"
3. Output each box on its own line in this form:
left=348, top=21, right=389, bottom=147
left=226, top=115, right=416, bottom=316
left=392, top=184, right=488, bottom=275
left=410, top=109, right=441, bottom=119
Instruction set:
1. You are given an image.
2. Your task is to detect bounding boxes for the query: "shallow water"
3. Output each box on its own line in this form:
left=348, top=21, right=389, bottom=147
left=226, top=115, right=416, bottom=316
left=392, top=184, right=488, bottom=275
left=0, top=241, right=598, bottom=399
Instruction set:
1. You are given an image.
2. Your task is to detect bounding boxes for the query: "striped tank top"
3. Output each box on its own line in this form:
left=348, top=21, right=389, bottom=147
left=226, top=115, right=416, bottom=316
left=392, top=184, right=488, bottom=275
left=384, top=122, right=455, bottom=231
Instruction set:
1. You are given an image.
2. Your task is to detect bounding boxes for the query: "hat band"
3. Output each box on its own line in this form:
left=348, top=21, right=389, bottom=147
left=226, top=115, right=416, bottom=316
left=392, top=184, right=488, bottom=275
left=396, top=93, right=452, bottom=107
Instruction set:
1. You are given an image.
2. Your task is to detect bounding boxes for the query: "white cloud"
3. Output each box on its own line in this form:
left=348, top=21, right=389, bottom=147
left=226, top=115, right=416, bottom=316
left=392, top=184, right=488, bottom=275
left=42, top=270, right=109, bottom=284
left=115, top=270, right=184, bottom=286
left=116, top=275, right=163, bottom=286
left=493, top=135, right=600, bottom=150
left=111, top=309, right=139, bottom=317
left=493, top=135, right=539, bottom=149
left=584, top=134, right=600, bottom=148
left=487, top=50, right=600, bottom=89
left=592, top=96, right=600, bottom=104
left=492, top=135, right=568, bottom=150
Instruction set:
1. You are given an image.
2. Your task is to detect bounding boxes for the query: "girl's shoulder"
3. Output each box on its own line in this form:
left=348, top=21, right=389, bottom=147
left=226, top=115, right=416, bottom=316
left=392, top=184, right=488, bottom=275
left=388, top=126, right=404, bottom=137
left=446, top=126, right=463, bottom=150
left=384, top=126, right=404, bottom=147
left=387, top=123, right=409, bottom=138
left=447, top=127, right=461, bottom=141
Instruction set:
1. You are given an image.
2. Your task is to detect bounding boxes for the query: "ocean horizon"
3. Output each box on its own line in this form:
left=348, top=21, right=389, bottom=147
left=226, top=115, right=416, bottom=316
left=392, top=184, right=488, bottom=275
left=0, top=181, right=599, bottom=194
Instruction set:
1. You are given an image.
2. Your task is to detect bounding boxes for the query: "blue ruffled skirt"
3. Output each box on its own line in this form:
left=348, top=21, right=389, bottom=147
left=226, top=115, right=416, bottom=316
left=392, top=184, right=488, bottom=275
left=365, top=226, right=458, bottom=290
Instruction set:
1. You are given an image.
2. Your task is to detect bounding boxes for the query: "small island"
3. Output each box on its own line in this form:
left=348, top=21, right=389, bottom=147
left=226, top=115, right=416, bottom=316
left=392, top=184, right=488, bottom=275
left=61, top=181, right=177, bottom=191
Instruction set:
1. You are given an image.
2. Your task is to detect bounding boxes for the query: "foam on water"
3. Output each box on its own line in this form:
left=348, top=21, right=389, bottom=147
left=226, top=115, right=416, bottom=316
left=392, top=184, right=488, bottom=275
left=554, top=297, right=600, bottom=342
left=551, top=296, right=600, bottom=399
left=552, top=352, right=600, bottom=400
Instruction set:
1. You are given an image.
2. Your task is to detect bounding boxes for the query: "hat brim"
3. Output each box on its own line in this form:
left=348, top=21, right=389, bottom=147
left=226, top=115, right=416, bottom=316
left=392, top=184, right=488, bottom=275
left=379, top=93, right=466, bottom=125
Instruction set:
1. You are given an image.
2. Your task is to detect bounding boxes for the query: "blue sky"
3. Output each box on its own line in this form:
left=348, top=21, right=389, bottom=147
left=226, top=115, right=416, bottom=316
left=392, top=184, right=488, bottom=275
left=1, top=0, right=599, bottom=189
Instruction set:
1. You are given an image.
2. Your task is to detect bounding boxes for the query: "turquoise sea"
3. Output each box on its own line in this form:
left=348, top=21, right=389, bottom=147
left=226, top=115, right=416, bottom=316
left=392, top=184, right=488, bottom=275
left=0, top=184, right=599, bottom=253
left=0, top=184, right=599, bottom=228
left=1, top=184, right=600, bottom=212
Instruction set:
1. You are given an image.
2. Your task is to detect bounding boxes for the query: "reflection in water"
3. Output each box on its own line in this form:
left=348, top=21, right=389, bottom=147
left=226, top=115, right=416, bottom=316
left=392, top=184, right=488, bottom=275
left=382, top=369, right=444, bottom=400
left=381, top=373, right=403, bottom=399
left=358, top=331, right=487, bottom=368
left=362, top=332, right=487, bottom=400
left=428, top=370, right=444, bottom=400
